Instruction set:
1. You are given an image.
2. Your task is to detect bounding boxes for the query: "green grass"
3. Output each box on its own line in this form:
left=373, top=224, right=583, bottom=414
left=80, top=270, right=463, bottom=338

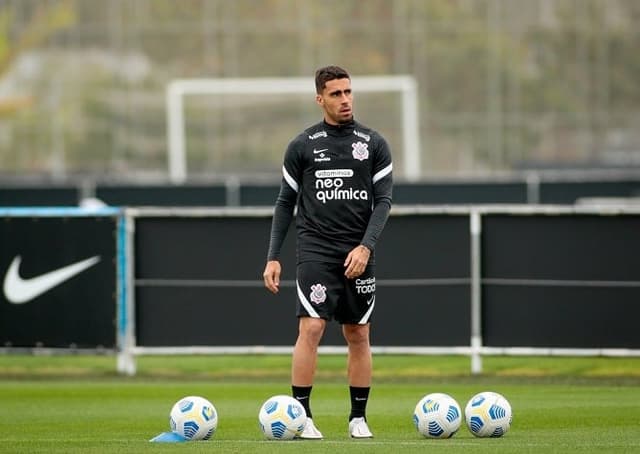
left=1, top=354, right=640, bottom=380
left=0, top=355, right=639, bottom=453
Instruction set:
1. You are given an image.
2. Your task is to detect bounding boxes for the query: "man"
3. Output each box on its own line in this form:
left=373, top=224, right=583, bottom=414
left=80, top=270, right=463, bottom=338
left=263, top=65, right=393, bottom=439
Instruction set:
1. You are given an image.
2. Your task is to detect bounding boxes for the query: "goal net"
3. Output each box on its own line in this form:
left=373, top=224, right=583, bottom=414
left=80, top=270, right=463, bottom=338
left=166, top=76, right=421, bottom=183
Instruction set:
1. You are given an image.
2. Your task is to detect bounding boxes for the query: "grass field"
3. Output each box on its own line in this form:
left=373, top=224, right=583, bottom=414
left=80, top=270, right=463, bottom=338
left=0, top=354, right=639, bottom=453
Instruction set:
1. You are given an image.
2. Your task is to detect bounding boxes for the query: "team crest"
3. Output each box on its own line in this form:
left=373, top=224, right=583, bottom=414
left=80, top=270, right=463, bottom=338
left=352, top=142, right=369, bottom=161
left=309, top=283, right=327, bottom=304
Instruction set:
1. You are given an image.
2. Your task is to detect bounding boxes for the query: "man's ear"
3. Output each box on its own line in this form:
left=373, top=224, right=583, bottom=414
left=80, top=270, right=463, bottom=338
left=315, top=94, right=323, bottom=106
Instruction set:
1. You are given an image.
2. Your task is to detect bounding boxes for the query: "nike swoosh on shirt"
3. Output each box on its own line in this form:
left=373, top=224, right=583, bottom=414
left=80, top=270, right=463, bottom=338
left=313, top=148, right=328, bottom=154
left=3, top=255, right=101, bottom=304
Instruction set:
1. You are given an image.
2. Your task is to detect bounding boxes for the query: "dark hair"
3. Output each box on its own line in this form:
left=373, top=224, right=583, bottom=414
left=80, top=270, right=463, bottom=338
left=315, top=65, right=350, bottom=94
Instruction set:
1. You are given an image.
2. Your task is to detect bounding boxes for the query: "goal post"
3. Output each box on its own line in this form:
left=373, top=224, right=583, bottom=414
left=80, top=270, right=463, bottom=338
left=166, top=76, right=421, bottom=184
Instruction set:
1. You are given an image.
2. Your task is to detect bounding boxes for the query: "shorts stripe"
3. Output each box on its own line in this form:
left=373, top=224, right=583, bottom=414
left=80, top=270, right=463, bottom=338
left=296, top=280, right=320, bottom=318
left=358, top=295, right=375, bottom=324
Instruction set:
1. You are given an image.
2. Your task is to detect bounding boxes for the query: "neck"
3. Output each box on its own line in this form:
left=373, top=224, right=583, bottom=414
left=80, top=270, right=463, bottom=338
left=324, top=118, right=354, bottom=128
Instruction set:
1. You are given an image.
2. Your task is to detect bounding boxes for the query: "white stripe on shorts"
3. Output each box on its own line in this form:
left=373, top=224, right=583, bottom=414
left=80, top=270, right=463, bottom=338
left=296, top=280, right=320, bottom=318
left=358, top=295, right=375, bottom=324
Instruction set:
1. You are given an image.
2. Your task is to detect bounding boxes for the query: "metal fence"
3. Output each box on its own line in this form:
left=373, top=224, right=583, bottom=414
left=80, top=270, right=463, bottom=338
left=1, top=205, right=638, bottom=375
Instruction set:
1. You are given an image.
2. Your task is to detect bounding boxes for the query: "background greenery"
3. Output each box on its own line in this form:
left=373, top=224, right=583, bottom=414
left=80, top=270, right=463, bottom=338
left=1, top=0, right=639, bottom=181
left=1, top=353, right=640, bottom=381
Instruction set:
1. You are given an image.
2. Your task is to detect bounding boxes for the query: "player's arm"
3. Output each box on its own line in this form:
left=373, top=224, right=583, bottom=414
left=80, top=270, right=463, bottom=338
left=361, top=136, right=393, bottom=252
left=264, top=144, right=301, bottom=293
left=344, top=137, right=393, bottom=279
left=263, top=260, right=282, bottom=294
left=344, top=244, right=371, bottom=279
left=263, top=184, right=295, bottom=293
left=344, top=197, right=390, bottom=279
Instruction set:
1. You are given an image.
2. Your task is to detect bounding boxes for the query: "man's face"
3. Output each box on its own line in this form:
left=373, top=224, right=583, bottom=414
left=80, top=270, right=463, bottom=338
left=316, top=77, right=353, bottom=125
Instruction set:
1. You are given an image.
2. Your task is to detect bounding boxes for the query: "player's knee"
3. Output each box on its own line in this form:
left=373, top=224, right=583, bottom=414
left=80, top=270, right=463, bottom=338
left=343, top=324, right=370, bottom=346
left=299, top=317, right=326, bottom=342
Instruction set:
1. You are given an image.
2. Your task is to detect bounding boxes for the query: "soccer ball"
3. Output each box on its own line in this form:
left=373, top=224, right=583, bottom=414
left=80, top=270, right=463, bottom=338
left=258, top=395, right=307, bottom=440
left=169, top=395, right=218, bottom=440
left=464, top=391, right=512, bottom=438
left=413, top=392, right=462, bottom=439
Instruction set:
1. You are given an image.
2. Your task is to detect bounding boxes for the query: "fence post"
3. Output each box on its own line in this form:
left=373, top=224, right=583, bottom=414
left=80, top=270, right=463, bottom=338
left=470, top=210, right=483, bottom=374
left=117, top=210, right=137, bottom=375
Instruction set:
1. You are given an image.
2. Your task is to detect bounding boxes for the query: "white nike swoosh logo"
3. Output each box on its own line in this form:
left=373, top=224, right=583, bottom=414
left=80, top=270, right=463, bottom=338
left=3, top=255, right=101, bottom=304
left=313, top=148, right=328, bottom=154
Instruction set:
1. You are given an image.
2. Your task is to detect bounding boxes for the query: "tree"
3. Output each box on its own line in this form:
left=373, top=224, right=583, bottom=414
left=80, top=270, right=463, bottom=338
left=0, top=0, right=75, bottom=117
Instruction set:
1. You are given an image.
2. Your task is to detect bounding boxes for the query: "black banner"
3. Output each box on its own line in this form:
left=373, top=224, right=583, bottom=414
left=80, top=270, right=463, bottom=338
left=0, top=214, right=118, bottom=348
left=482, top=214, right=640, bottom=348
left=133, top=214, right=471, bottom=347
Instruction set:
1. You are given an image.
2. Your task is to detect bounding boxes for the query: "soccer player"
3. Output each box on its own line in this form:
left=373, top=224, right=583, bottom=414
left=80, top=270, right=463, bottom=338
left=263, top=65, right=393, bottom=439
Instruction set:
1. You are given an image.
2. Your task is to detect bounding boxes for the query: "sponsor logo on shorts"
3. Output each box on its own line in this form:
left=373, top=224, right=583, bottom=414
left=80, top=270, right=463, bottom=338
left=309, top=283, right=327, bottom=304
left=355, top=277, right=376, bottom=294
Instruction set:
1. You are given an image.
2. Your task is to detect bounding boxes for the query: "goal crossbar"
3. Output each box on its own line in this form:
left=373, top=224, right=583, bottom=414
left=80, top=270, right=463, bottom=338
left=166, top=76, right=421, bottom=183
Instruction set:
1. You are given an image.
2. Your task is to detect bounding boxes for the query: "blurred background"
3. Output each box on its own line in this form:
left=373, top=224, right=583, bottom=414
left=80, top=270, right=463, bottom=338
left=1, top=0, right=639, bottom=185
left=1, top=1, right=640, bottom=382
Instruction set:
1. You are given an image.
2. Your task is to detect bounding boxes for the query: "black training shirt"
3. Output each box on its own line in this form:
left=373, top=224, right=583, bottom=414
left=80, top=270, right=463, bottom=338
left=267, top=119, right=393, bottom=264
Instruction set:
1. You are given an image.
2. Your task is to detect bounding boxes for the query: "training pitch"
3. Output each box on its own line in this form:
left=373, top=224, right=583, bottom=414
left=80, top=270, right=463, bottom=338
left=0, top=354, right=638, bottom=453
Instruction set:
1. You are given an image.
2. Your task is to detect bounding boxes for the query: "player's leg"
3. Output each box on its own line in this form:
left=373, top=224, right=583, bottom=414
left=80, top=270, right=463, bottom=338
left=292, top=317, right=325, bottom=439
left=343, top=323, right=372, bottom=388
left=293, top=262, right=337, bottom=439
left=292, top=316, right=325, bottom=387
left=343, top=323, right=374, bottom=438
left=339, top=266, right=376, bottom=438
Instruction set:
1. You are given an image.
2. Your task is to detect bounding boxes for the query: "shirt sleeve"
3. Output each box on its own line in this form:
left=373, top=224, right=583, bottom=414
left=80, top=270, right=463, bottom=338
left=266, top=140, right=302, bottom=261
left=360, top=136, right=393, bottom=251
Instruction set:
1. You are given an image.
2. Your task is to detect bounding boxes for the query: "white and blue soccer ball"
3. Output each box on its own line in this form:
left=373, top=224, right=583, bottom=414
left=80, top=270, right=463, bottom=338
left=169, top=395, right=218, bottom=440
left=464, top=391, right=512, bottom=438
left=413, top=392, right=462, bottom=439
left=258, top=395, right=307, bottom=440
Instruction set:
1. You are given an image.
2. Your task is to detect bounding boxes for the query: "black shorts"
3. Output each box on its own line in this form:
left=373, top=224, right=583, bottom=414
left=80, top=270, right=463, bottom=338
left=295, top=261, right=376, bottom=325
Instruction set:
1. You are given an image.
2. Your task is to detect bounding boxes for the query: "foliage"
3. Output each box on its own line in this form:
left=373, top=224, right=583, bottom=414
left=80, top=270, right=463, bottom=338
left=0, top=0, right=74, bottom=116
left=1, top=0, right=639, bottom=177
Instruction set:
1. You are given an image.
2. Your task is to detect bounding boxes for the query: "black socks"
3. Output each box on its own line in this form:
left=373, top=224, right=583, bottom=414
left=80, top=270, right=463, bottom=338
left=293, top=385, right=371, bottom=421
left=349, top=386, right=370, bottom=421
left=292, top=385, right=313, bottom=419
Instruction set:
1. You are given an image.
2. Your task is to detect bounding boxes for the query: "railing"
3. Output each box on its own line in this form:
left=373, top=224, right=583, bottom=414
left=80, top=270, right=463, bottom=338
left=1, top=205, right=638, bottom=375
left=116, top=205, right=640, bottom=375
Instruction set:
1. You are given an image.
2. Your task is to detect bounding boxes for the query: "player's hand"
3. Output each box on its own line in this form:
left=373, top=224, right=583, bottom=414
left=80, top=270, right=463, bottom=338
left=263, top=260, right=282, bottom=294
left=344, top=245, right=370, bottom=279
